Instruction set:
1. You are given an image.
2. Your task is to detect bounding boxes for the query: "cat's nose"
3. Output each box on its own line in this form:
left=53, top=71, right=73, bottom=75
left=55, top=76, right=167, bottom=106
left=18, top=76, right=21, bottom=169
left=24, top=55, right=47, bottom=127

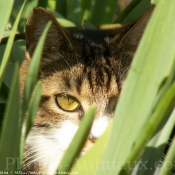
left=89, top=134, right=97, bottom=143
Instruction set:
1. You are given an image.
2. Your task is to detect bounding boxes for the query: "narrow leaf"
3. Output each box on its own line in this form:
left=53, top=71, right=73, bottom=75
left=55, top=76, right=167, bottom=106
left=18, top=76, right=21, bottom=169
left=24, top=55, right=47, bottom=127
left=159, top=132, right=175, bottom=175
left=57, top=106, right=96, bottom=174
left=91, top=0, right=118, bottom=25
left=132, top=107, right=175, bottom=175
left=24, top=81, right=42, bottom=137
left=0, top=64, right=21, bottom=172
left=0, top=0, right=14, bottom=41
left=95, top=1, right=175, bottom=175
left=80, top=0, right=93, bottom=24
left=113, top=0, right=142, bottom=23
left=120, top=82, right=175, bottom=175
left=23, top=22, right=51, bottom=113
left=71, top=121, right=112, bottom=175
left=0, top=0, right=26, bottom=88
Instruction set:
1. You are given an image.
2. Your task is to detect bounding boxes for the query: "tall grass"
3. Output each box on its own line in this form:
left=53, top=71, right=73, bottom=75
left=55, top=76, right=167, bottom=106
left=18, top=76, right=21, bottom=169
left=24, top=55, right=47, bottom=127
left=0, top=0, right=174, bottom=175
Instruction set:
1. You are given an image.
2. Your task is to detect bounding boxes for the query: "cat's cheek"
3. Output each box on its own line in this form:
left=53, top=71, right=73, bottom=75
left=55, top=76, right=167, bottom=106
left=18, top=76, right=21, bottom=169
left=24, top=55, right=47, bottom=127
left=23, top=121, right=79, bottom=175
left=46, top=120, right=79, bottom=174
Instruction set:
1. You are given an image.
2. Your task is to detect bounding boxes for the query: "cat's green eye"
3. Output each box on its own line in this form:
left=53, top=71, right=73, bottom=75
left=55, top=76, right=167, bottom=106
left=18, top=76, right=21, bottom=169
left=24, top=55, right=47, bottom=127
left=56, top=94, right=80, bottom=112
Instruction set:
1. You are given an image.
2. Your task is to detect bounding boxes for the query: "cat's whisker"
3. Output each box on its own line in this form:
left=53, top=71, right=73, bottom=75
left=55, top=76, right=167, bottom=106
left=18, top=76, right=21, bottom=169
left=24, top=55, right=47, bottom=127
left=20, top=6, right=153, bottom=173
left=120, top=66, right=130, bottom=81
left=59, top=54, right=71, bottom=69
left=23, top=146, right=65, bottom=170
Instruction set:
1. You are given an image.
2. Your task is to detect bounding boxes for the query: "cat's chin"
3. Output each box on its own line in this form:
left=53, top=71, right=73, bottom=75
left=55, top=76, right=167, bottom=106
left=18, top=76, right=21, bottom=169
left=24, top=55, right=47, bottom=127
left=22, top=120, right=79, bottom=175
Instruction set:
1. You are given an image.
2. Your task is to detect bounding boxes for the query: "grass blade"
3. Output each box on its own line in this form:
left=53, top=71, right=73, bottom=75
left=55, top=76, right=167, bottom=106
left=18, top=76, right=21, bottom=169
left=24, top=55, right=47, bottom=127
left=55, top=0, right=67, bottom=18
left=159, top=132, right=175, bottom=175
left=132, top=107, right=175, bottom=175
left=37, top=0, right=48, bottom=8
left=23, top=22, right=51, bottom=114
left=123, top=0, right=152, bottom=23
left=0, top=0, right=26, bottom=88
left=120, top=82, right=175, bottom=175
left=71, top=121, right=112, bottom=175
left=67, top=0, right=81, bottom=25
left=95, top=1, right=175, bottom=174
left=91, top=0, right=118, bottom=25
left=57, top=106, right=96, bottom=175
left=80, top=0, right=93, bottom=24
left=0, top=0, right=14, bottom=41
left=0, top=64, right=21, bottom=172
left=113, top=0, right=142, bottom=23
left=24, top=81, right=42, bottom=137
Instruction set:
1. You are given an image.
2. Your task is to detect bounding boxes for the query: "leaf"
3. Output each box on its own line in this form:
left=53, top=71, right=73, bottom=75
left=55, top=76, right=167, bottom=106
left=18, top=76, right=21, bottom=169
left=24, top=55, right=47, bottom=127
left=37, top=0, right=48, bottom=8
left=52, top=0, right=67, bottom=18
left=131, top=107, right=175, bottom=175
left=71, top=120, right=112, bottom=175
left=23, top=21, right=51, bottom=114
left=48, top=9, right=76, bottom=27
left=151, top=0, right=159, bottom=4
left=80, top=0, right=93, bottom=24
left=159, top=125, right=175, bottom=175
left=91, top=0, right=118, bottom=25
left=0, top=0, right=14, bottom=41
left=113, top=0, right=142, bottom=23
left=57, top=106, right=96, bottom=175
left=120, top=82, right=175, bottom=175
left=95, top=1, right=175, bottom=175
left=82, top=20, right=96, bottom=29
left=67, top=0, right=81, bottom=25
left=24, top=81, right=42, bottom=137
left=123, top=0, right=152, bottom=23
left=0, top=64, right=21, bottom=172
left=0, top=0, right=26, bottom=89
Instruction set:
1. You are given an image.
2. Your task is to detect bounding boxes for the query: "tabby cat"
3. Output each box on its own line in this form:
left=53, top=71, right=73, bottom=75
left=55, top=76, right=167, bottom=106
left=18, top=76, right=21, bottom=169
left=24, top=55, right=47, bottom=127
left=20, top=7, right=153, bottom=175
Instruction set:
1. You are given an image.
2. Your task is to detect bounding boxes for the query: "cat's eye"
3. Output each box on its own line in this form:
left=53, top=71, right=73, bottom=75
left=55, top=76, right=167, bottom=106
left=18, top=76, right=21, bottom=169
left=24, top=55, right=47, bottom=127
left=55, top=94, right=81, bottom=112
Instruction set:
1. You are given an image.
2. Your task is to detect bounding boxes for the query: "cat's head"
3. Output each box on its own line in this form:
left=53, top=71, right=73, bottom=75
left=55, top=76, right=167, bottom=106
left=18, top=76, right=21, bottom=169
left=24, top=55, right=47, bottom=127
left=20, top=7, right=153, bottom=174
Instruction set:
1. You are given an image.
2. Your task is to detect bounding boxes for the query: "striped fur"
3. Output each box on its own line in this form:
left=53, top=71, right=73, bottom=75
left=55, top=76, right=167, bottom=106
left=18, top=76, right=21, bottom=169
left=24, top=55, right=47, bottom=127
left=20, top=7, right=153, bottom=175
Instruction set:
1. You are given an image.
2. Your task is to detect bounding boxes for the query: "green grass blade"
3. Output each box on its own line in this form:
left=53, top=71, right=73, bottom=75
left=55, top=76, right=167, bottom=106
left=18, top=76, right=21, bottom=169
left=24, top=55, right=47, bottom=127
left=0, top=0, right=26, bottom=88
left=82, top=20, right=96, bottom=29
left=80, top=0, right=93, bottom=24
left=124, top=0, right=152, bottom=23
left=133, top=107, right=175, bottom=175
left=113, top=0, right=142, bottom=23
left=151, top=0, right=159, bottom=4
left=91, top=0, right=118, bottom=25
left=95, top=1, right=175, bottom=174
left=119, top=82, right=175, bottom=175
left=159, top=130, right=175, bottom=175
left=67, top=0, right=81, bottom=25
left=57, top=106, right=96, bottom=175
left=0, top=64, right=21, bottom=172
left=24, top=81, right=42, bottom=137
left=55, top=0, right=67, bottom=18
left=0, top=82, right=9, bottom=101
left=0, top=0, right=14, bottom=40
left=71, top=121, right=112, bottom=175
left=23, top=22, right=51, bottom=113
left=37, top=0, right=48, bottom=8
left=41, top=9, right=76, bottom=27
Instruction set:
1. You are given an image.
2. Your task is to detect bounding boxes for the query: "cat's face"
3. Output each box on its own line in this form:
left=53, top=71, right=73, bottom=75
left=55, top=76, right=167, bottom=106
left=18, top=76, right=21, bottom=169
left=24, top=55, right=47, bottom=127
left=20, top=7, right=152, bottom=174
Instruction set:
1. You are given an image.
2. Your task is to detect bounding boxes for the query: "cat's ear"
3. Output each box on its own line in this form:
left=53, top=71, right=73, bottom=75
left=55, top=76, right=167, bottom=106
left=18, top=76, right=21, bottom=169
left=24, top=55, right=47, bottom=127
left=26, top=7, right=73, bottom=57
left=110, top=8, right=154, bottom=63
